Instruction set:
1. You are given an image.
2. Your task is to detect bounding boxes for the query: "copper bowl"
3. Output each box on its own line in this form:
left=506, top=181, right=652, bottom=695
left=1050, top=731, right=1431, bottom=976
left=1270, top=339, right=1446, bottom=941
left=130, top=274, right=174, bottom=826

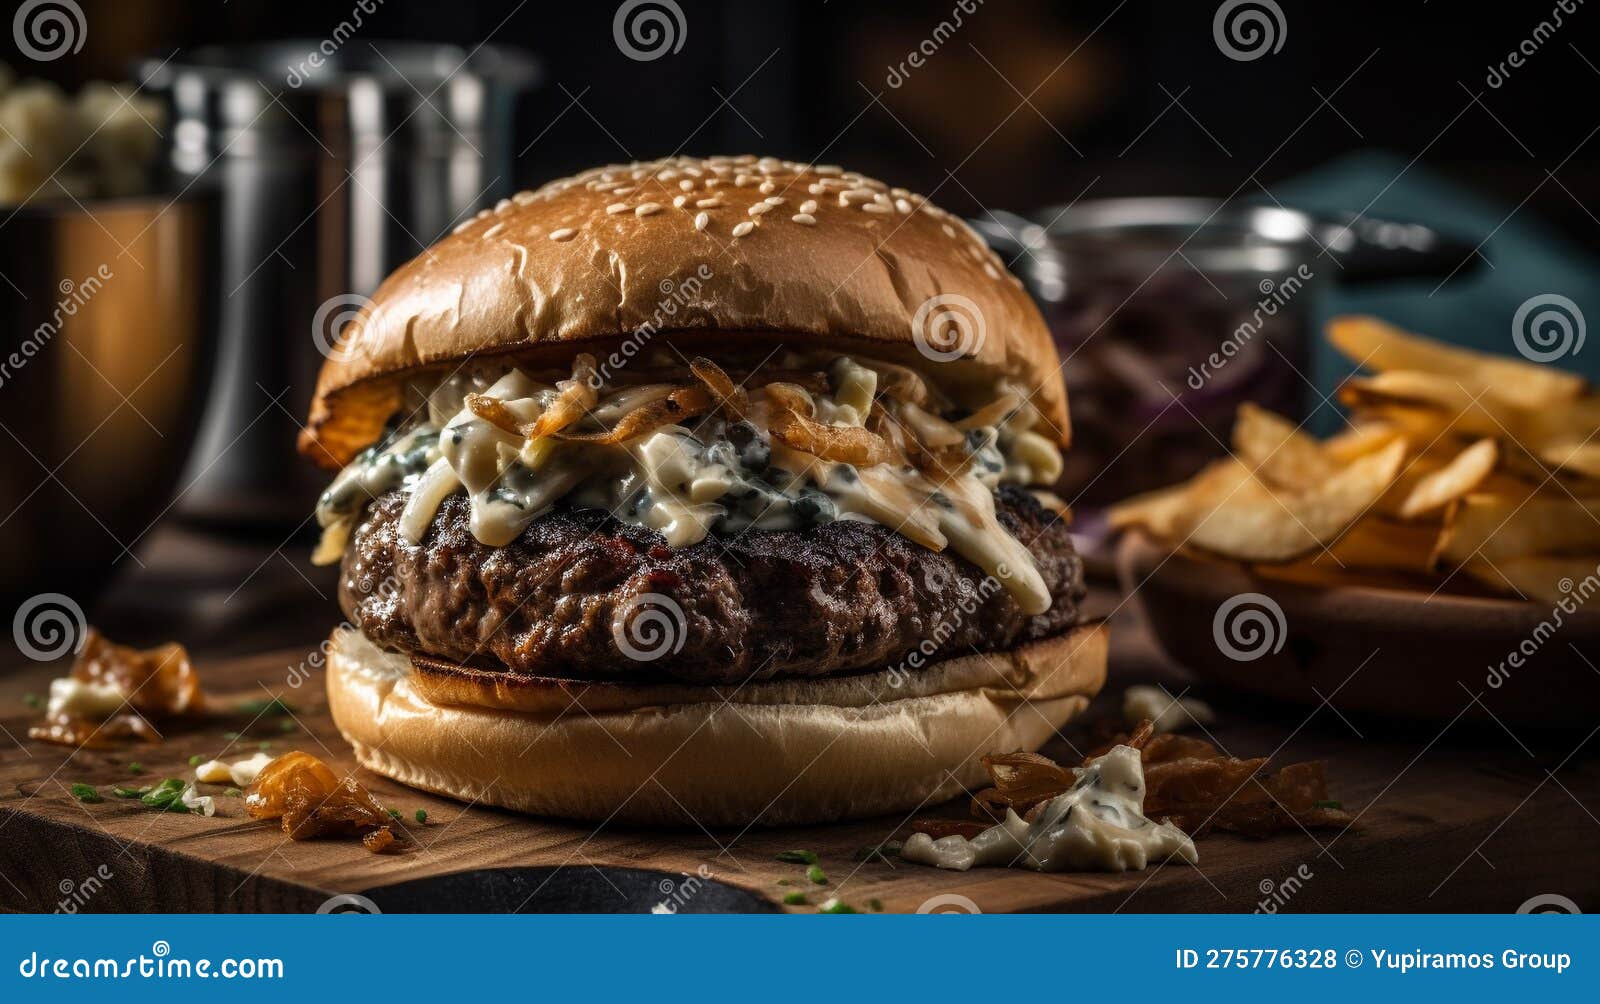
left=0, top=189, right=220, bottom=600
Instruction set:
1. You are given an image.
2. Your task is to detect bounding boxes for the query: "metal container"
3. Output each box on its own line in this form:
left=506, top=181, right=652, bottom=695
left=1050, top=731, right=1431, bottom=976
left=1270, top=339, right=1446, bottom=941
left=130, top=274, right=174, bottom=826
left=0, top=190, right=221, bottom=600
left=973, top=199, right=1474, bottom=510
left=140, top=42, right=538, bottom=526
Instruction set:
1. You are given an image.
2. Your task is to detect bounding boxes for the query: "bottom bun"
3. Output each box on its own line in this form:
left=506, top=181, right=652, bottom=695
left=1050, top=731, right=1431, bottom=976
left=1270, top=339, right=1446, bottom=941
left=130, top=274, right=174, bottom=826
left=326, top=621, right=1108, bottom=826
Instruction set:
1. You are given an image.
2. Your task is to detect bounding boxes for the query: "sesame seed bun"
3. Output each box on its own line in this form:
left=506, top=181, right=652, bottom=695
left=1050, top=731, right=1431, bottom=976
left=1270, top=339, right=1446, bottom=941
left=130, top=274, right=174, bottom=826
left=299, top=155, right=1068, bottom=469
left=325, top=621, right=1107, bottom=826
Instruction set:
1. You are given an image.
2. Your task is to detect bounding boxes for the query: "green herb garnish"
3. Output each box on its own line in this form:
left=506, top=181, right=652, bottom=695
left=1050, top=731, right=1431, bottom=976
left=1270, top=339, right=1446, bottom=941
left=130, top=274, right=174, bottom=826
left=388, top=809, right=402, bottom=820
left=22, top=692, right=42, bottom=709
left=257, top=741, right=272, bottom=751
left=127, top=762, right=144, bottom=774
left=414, top=809, right=428, bottom=824
left=818, top=897, right=855, bottom=914
left=1314, top=799, right=1343, bottom=810
left=853, top=841, right=902, bottom=863
left=782, top=891, right=808, bottom=906
left=69, top=783, right=102, bottom=803
left=775, top=849, right=818, bottom=865
left=139, top=778, right=189, bottom=812
left=868, top=898, right=883, bottom=912
left=112, top=785, right=147, bottom=799
left=278, top=719, right=297, bottom=733
left=188, top=755, right=204, bottom=766
left=237, top=697, right=297, bottom=717
left=221, top=731, right=243, bottom=742
left=806, top=864, right=828, bottom=885
left=223, top=788, right=243, bottom=798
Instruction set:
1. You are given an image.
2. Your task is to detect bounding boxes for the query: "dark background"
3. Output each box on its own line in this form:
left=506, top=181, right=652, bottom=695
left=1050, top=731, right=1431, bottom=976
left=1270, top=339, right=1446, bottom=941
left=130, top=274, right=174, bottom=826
left=26, top=0, right=1600, bottom=250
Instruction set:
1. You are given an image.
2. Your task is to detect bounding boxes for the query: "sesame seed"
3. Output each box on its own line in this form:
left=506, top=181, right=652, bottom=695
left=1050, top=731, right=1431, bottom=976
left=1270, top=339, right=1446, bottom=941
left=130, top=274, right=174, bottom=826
left=941, top=223, right=957, bottom=237
left=814, top=165, right=843, bottom=176
left=694, top=212, right=710, bottom=230
left=678, top=179, right=695, bottom=191
left=895, top=198, right=913, bottom=214
left=494, top=198, right=512, bottom=213
left=512, top=190, right=536, bottom=205
left=483, top=222, right=506, bottom=239
left=732, top=221, right=755, bottom=237
left=695, top=197, right=724, bottom=208
left=748, top=203, right=772, bottom=216
left=807, top=183, right=826, bottom=195
left=841, top=188, right=877, bottom=204
left=758, top=181, right=777, bottom=194
left=984, top=263, right=1002, bottom=279
left=636, top=203, right=663, bottom=216
left=799, top=200, right=818, bottom=214
left=673, top=195, right=688, bottom=208
left=735, top=174, right=755, bottom=186
left=764, top=196, right=785, bottom=206
left=613, top=186, right=636, bottom=195
left=451, top=219, right=474, bottom=235
left=606, top=202, right=629, bottom=215
left=861, top=202, right=891, bottom=214
left=549, top=228, right=577, bottom=241
left=791, top=213, right=816, bottom=226
left=475, top=209, right=491, bottom=219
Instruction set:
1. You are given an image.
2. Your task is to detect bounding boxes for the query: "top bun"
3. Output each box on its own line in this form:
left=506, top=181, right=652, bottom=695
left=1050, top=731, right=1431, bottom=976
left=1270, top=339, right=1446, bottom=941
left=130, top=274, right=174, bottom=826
left=300, top=155, right=1067, bottom=469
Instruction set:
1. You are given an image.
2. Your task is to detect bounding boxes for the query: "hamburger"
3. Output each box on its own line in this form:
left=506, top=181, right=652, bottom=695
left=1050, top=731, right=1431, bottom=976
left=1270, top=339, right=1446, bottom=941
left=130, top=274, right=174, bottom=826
left=301, top=155, right=1106, bottom=826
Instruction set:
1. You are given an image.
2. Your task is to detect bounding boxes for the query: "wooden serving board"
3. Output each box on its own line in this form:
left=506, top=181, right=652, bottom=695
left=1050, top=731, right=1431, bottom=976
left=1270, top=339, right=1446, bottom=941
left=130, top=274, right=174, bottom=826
left=2, top=629, right=1597, bottom=914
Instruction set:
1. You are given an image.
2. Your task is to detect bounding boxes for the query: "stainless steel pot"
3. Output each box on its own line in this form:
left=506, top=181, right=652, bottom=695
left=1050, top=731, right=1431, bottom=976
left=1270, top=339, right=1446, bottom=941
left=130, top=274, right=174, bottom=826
left=140, top=42, right=539, bottom=526
left=0, top=189, right=221, bottom=600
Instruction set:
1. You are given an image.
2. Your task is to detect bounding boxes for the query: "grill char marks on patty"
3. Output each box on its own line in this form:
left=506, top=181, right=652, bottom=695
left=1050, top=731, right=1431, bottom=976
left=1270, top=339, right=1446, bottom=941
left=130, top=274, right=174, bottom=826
left=340, top=486, right=1085, bottom=685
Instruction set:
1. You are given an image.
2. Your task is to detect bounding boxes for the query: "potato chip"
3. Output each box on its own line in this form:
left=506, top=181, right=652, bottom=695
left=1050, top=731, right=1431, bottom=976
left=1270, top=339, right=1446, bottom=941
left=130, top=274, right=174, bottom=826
left=1459, top=555, right=1600, bottom=603
left=1437, top=494, right=1600, bottom=564
left=1329, top=315, right=1585, bottom=409
left=1232, top=403, right=1337, bottom=489
left=1175, top=439, right=1407, bottom=563
left=1397, top=438, right=1498, bottom=518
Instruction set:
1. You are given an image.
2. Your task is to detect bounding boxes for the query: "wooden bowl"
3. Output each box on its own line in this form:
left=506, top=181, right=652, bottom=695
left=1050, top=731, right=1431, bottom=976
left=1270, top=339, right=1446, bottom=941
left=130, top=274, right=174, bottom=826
left=1117, top=532, right=1600, bottom=727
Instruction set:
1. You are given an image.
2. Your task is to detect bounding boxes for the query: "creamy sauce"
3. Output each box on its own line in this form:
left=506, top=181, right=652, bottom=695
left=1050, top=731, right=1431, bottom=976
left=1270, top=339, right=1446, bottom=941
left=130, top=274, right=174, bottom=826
left=1122, top=685, right=1216, bottom=734
left=45, top=677, right=126, bottom=721
left=312, top=355, right=1062, bottom=612
left=900, top=745, right=1198, bottom=873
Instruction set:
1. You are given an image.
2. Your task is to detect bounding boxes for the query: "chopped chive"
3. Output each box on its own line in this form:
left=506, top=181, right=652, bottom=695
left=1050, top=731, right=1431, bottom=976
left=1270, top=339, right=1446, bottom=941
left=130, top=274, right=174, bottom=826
left=388, top=809, right=402, bottom=820
left=782, top=891, right=808, bottom=906
left=868, top=898, right=883, bottom=912
left=414, top=809, right=428, bottom=824
left=221, top=731, right=243, bottom=742
left=818, top=897, right=855, bottom=914
left=257, top=740, right=272, bottom=751
left=139, top=778, right=187, bottom=811
left=22, top=692, right=42, bottom=709
left=775, top=878, right=793, bottom=886
left=806, top=864, right=828, bottom=885
left=853, top=841, right=903, bottom=862
left=112, top=786, right=145, bottom=799
left=223, top=788, right=242, bottom=798
left=127, top=762, right=144, bottom=774
left=69, top=783, right=102, bottom=803
left=188, top=755, right=204, bottom=766
left=775, top=849, right=818, bottom=865
left=1313, top=799, right=1343, bottom=810
left=278, top=719, right=297, bottom=733
left=237, top=697, right=297, bottom=716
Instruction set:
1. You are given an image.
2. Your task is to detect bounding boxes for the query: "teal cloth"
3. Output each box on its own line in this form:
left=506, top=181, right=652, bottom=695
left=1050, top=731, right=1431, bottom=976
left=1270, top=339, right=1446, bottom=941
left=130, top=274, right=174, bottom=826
left=1273, top=152, right=1597, bottom=432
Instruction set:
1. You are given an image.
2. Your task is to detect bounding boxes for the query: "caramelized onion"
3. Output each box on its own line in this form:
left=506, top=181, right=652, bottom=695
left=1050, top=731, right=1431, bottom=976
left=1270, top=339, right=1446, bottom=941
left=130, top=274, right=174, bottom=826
left=244, top=751, right=397, bottom=852
left=689, top=356, right=750, bottom=419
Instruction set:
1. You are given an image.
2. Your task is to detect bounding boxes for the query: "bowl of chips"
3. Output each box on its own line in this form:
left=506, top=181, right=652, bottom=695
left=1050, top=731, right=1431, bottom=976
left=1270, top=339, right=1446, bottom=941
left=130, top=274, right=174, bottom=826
left=1111, top=317, right=1600, bottom=725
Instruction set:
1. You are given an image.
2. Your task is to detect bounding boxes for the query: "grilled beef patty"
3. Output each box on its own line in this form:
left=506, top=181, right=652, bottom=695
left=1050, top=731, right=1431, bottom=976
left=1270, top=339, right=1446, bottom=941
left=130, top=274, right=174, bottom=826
left=340, top=486, right=1085, bottom=685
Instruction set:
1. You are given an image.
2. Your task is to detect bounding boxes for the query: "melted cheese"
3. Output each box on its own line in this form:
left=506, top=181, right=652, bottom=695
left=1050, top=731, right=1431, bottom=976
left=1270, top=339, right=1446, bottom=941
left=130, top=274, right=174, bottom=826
left=312, top=356, right=1064, bottom=612
left=900, top=745, right=1198, bottom=873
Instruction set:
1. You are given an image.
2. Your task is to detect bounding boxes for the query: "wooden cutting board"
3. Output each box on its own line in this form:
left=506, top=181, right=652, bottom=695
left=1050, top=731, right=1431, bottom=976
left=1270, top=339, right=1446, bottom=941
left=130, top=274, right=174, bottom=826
left=2, top=639, right=1596, bottom=914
